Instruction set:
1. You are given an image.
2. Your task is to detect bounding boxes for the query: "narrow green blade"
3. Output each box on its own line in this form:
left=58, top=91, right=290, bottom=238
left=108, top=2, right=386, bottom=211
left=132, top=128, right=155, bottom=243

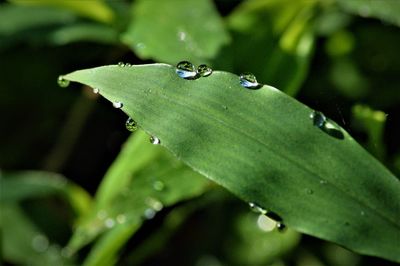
left=63, top=64, right=400, bottom=262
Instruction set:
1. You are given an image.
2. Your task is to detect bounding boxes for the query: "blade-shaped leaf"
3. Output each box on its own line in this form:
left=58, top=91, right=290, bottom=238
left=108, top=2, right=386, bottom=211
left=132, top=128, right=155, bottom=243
left=63, top=64, right=400, bottom=262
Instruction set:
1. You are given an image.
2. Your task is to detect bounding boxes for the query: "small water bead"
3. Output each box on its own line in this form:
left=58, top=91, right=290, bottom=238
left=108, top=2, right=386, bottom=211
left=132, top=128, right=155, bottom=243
left=176, top=61, right=197, bottom=79
left=116, top=214, right=127, bottom=224
left=143, top=208, right=156, bottom=220
left=32, top=234, right=49, bottom=252
left=197, top=64, right=213, bottom=77
left=118, top=62, right=125, bottom=67
left=145, top=197, right=163, bottom=211
left=93, top=88, right=100, bottom=94
left=306, top=188, right=314, bottom=195
left=249, top=202, right=267, bottom=215
left=97, top=210, right=108, bottom=220
left=310, top=111, right=326, bottom=128
left=152, top=180, right=165, bottom=191
left=150, top=136, right=161, bottom=145
left=125, top=63, right=132, bottom=67
left=125, top=117, right=138, bottom=132
left=239, top=72, right=262, bottom=89
left=104, top=218, right=115, bottom=228
left=57, top=76, right=70, bottom=88
left=113, top=101, right=123, bottom=109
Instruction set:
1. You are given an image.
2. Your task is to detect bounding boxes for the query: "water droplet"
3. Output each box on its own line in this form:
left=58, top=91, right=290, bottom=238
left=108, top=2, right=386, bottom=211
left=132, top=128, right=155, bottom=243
left=93, top=88, right=100, bottom=94
left=118, top=62, right=125, bottom=67
left=360, top=211, right=365, bottom=216
left=113, top=101, right=123, bottom=109
left=145, top=197, right=163, bottom=211
left=150, top=136, right=160, bottom=145
left=320, top=179, right=327, bottom=185
left=116, top=214, right=127, bottom=224
left=249, top=202, right=267, bottom=215
left=310, top=111, right=326, bottom=128
left=239, top=72, right=262, bottom=89
left=276, top=222, right=286, bottom=232
left=197, top=64, right=213, bottom=77
left=32, top=234, right=49, bottom=252
left=125, top=63, right=132, bottom=67
left=97, top=210, right=107, bottom=220
left=310, top=111, right=344, bottom=140
left=61, top=247, right=73, bottom=258
left=125, top=117, right=137, bottom=132
left=152, top=180, right=165, bottom=191
left=104, top=218, right=115, bottom=228
left=57, top=76, right=70, bottom=88
left=143, top=208, right=156, bottom=219
left=257, top=214, right=276, bottom=232
left=306, top=188, right=314, bottom=195
left=176, top=61, right=197, bottom=79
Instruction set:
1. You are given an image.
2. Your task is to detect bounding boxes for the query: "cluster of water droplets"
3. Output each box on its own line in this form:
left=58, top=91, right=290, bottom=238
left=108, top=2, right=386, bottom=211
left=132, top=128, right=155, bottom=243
left=175, top=61, right=213, bottom=80
left=249, top=202, right=285, bottom=232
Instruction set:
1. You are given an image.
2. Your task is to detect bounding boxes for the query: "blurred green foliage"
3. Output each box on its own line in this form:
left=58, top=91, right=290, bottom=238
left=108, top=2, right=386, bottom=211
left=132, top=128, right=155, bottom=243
left=0, top=0, right=399, bottom=265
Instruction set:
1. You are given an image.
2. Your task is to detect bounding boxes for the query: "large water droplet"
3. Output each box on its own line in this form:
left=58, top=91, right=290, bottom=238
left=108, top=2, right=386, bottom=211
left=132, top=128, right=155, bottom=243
left=152, top=180, right=165, bottom=191
left=176, top=61, right=197, bottom=79
left=310, top=111, right=344, bottom=139
left=113, top=102, right=123, bottom=109
left=197, top=64, right=213, bottom=77
left=57, top=76, right=70, bottom=88
left=310, top=111, right=326, bottom=128
left=239, top=72, right=262, bottom=89
left=125, top=117, right=137, bottom=132
left=257, top=214, right=276, bottom=232
left=150, top=136, right=160, bottom=145
left=32, top=234, right=49, bottom=252
left=249, top=202, right=267, bottom=215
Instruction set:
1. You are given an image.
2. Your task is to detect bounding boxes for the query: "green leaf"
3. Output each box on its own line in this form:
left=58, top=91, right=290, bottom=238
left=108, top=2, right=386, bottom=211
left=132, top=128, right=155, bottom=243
left=336, top=0, right=400, bottom=27
left=216, top=0, right=315, bottom=96
left=0, top=171, right=92, bottom=217
left=67, top=130, right=210, bottom=264
left=121, top=0, right=230, bottom=65
left=10, top=0, right=115, bottom=24
left=351, top=104, right=387, bottom=160
left=0, top=203, right=73, bottom=265
left=63, top=64, right=400, bottom=262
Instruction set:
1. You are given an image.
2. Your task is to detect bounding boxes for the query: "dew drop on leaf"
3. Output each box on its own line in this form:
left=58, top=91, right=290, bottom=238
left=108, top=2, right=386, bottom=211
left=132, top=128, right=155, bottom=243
left=153, top=180, right=165, bottom=191
left=197, top=64, right=213, bottom=77
left=176, top=61, right=197, bottom=79
left=143, top=208, right=156, bottom=220
left=104, top=218, right=115, bottom=228
left=239, top=72, right=262, bottom=89
left=249, top=202, right=267, bottom=215
left=31, top=234, right=49, bottom=252
left=310, top=111, right=326, bottom=128
left=150, top=136, right=161, bottom=145
left=57, top=75, right=70, bottom=88
left=113, top=101, right=123, bottom=109
left=118, top=62, right=125, bottom=67
left=93, top=88, right=100, bottom=94
left=125, top=117, right=138, bottom=132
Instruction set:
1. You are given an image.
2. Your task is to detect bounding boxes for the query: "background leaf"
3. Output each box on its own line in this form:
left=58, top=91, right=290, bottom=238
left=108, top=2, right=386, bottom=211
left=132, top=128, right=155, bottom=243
left=336, top=0, right=400, bottom=27
left=63, top=64, right=400, bottom=262
left=121, top=0, right=230, bottom=65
